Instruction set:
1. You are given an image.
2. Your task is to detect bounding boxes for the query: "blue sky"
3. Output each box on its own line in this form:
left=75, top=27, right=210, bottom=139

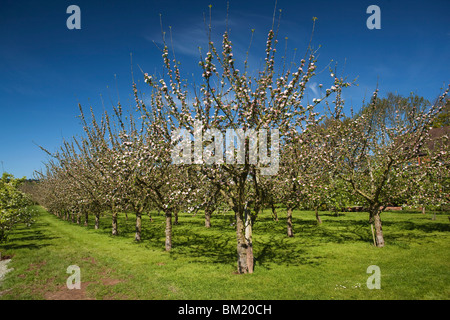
left=1, top=0, right=449, bottom=178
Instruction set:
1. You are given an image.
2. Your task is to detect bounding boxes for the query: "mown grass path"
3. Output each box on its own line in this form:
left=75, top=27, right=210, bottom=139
left=0, top=206, right=449, bottom=299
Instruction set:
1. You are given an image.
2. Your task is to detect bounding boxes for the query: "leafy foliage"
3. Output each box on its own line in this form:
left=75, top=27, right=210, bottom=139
left=0, top=173, right=36, bottom=242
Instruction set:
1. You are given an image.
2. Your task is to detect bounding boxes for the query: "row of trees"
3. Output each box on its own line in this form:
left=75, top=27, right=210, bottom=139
left=27, top=15, right=449, bottom=274
left=0, top=173, right=36, bottom=242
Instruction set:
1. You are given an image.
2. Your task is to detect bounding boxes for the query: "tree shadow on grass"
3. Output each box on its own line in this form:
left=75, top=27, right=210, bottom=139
left=382, top=220, right=450, bottom=233
left=161, top=221, right=327, bottom=270
left=260, top=216, right=374, bottom=245
left=254, top=234, right=324, bottom=270
left=235, top=213, right=375, bottom=251
left=169, top=230, right=236, bottom=265
left=381, top=220, right=450, bottom=245
left=0, top=220, right=57, bottom=251
left=312, top=219, right=374, bottom=243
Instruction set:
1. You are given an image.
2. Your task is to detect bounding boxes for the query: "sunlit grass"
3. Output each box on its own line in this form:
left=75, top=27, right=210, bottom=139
left=0, top=206, right=449, bottom=299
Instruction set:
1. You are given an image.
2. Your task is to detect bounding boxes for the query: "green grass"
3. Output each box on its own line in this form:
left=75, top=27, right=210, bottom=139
left=0, top=206, right=449, bottom=300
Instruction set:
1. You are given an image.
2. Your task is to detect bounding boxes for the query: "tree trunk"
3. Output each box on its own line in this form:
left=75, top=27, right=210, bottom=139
left=235, top=208, right=249, bottom=274
left=315, top=206, right=322, bottom=224
left=334, top=207, right=339, bottom=217
left=76, top=212, right=81, bottom=225
left=165, top=210, right=172, bottom=251
left=84, top=210, right=88, bottom=227
left=205, top=206, right=212, bottom=228
left=422, top=206, right=426, bottom=215
left=271, top=202, right=278, bottom=222
left=287, top=207, right=294, bottom=237
left=372, top=210, right=385, bottom=247
left=231, top=168, right=252, bottom=275
left=244, top=209, right=254, bottom=274
left=95, top=212, right=100, bottom=230
left=135, top=211, right=142, bottom=241
left=112, top=211, right=119, bottom=236
left=174, top=211, right=179, bottom=225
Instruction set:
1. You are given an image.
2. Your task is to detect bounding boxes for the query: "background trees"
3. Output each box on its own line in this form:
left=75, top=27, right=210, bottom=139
left=432, top=99, right=450, bottom=128
left=321, top=90, right=449, bottom=247
left=407, top=120, right=450, bottom=218
left=0, top=173, right=36, bottom=242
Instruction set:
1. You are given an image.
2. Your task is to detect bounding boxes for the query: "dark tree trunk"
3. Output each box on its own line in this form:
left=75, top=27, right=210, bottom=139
left=84, top=210, right=88, bottom=227
left=174, top=211, right=179, bottom=225
left=370, top=207, right=385, bottom=247
left=334, top=207, right=339, bottom=217
left=315, top=206, right=322, bottom=224
left=271, top=202, right=278, bottom=222
left=205, top=206, right=212, bottom=228
left=165, top=210, right=172, bottom=251
left=231, top=167, right=253, bottom=274
left=287, top=207, right=294, bottom=237
left=135, top=211, right=142, bottom=241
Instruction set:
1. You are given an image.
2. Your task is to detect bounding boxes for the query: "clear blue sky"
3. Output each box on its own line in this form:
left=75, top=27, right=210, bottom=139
left=1, top=0, right=449, bottom=178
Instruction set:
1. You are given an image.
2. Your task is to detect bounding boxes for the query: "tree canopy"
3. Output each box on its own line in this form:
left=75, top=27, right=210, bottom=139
left=0, top=173, right=36, bottom=242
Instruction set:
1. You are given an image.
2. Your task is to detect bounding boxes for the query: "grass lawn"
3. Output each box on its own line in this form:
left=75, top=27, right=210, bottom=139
left=0, top=205, right=449, bottom=300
